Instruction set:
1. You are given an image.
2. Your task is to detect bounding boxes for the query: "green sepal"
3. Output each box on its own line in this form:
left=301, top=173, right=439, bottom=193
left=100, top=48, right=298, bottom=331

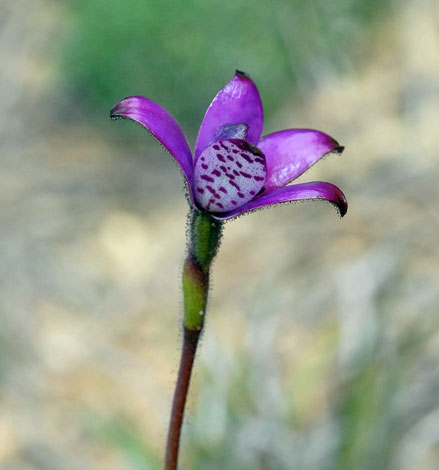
left=182, top=210, right=223, bottom=330
left=189, top=210, right=223, bottom=273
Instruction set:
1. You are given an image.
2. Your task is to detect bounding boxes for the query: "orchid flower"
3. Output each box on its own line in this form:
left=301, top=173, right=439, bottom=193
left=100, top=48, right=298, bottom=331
left=110, top=70, right=347, bottom=219
left=111, top=71, right=347, bottom=470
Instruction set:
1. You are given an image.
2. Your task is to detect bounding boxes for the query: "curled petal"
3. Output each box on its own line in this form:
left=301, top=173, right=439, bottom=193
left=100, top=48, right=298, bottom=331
left=110, top=96, right=194, bottom=199
left=194, top=71, right=264, bottom=162
left=258, top=129, right=344, bottom=192
left=213, top=181, right=348, bottom=220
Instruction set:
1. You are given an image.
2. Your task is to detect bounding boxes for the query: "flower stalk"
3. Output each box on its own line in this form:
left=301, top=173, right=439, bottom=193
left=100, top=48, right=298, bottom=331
left=165, top=210, right=222, bottom=469
left=110, top=70, right=348, bottom=469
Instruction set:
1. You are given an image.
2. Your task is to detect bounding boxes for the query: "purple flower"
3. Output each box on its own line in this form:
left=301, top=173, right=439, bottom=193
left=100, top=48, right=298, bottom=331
left=110, top=71, right=347, bottom=220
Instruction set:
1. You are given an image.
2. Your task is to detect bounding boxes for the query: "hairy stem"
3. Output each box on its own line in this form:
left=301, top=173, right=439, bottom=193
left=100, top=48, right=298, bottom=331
left=164, top=210, right=223, bottom=469
left=164, top=328, right=200, bottom=470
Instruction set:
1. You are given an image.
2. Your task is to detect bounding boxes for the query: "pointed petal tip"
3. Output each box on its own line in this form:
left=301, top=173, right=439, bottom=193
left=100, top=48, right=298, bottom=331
left=326, top=135, right=345, bottom=155
left=109, top=104, right=122, bottom=119
left=339, top=196, right=348, bottom=217
left=328, top=184, right=348, bottom=217
left=235, top=69, right=251, bottom=79
left=321, top=182, right=348, bottom=217
left=110, top=98, right=132, bottom=119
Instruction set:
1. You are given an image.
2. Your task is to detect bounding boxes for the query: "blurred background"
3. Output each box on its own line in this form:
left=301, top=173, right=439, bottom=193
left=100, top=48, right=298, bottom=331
left=0, top=0, right=438, bottom=468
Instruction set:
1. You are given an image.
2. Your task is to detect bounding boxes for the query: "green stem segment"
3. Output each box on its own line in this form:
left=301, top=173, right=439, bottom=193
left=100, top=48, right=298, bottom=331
left=164, top=210, right=223, bottom=470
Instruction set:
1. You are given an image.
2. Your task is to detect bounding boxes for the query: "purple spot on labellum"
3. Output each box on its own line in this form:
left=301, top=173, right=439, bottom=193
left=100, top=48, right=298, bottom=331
left=211, top=169, right=221, bottom=177
left=255, top=157, right=264, bottom=164
left=206, top=185, right=216, bottom=194
left=232, top=149, right=239, bottom=153
left=237, top=192, right=245, bottom=198
left=230, top=180, right=240, bottom=190
left=254, top=176, right=264, bottom=181
left=240, top=153, right=253, bottom=163
left=231, top=200, right=237, bottom=205
left=213, top=145, right=220, bottom=150
left=220, top=165, right=227, bottom=172
left=219, top=186, right=228, bottom=194
left=236, top=161, right=243, bottom=168
left=216, top=153, right=226, bottom=162
left=201, top=174, right=214, bottom=183
left=233, top=169, right=240, bottom=176
left=197, top=187, right=205, bottom=194
left=201, top=164, right=208, bottom=170
left=240, top=171, right=252, bottom=178
left=227, top=155, right=234, bottom=162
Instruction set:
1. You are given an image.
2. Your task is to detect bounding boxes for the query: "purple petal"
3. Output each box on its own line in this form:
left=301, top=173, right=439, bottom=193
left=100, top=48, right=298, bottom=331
left=110, top=96, right=194, bottom=199
left=193, top=139, right=266, bottom=212
left=212, top=181, right=348, bottom=220
left=258, top=129, right=344, bottom=192
left=194, top=71, right=264, bottom=162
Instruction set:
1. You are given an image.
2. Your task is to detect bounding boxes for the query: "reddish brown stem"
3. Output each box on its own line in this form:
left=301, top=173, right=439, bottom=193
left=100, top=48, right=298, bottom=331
left=164, top=327, right=201, bottom=470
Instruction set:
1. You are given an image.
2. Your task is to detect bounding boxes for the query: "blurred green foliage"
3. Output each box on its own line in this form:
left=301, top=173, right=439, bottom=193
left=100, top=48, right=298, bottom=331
left=60, top=0, right=391, bottom=135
